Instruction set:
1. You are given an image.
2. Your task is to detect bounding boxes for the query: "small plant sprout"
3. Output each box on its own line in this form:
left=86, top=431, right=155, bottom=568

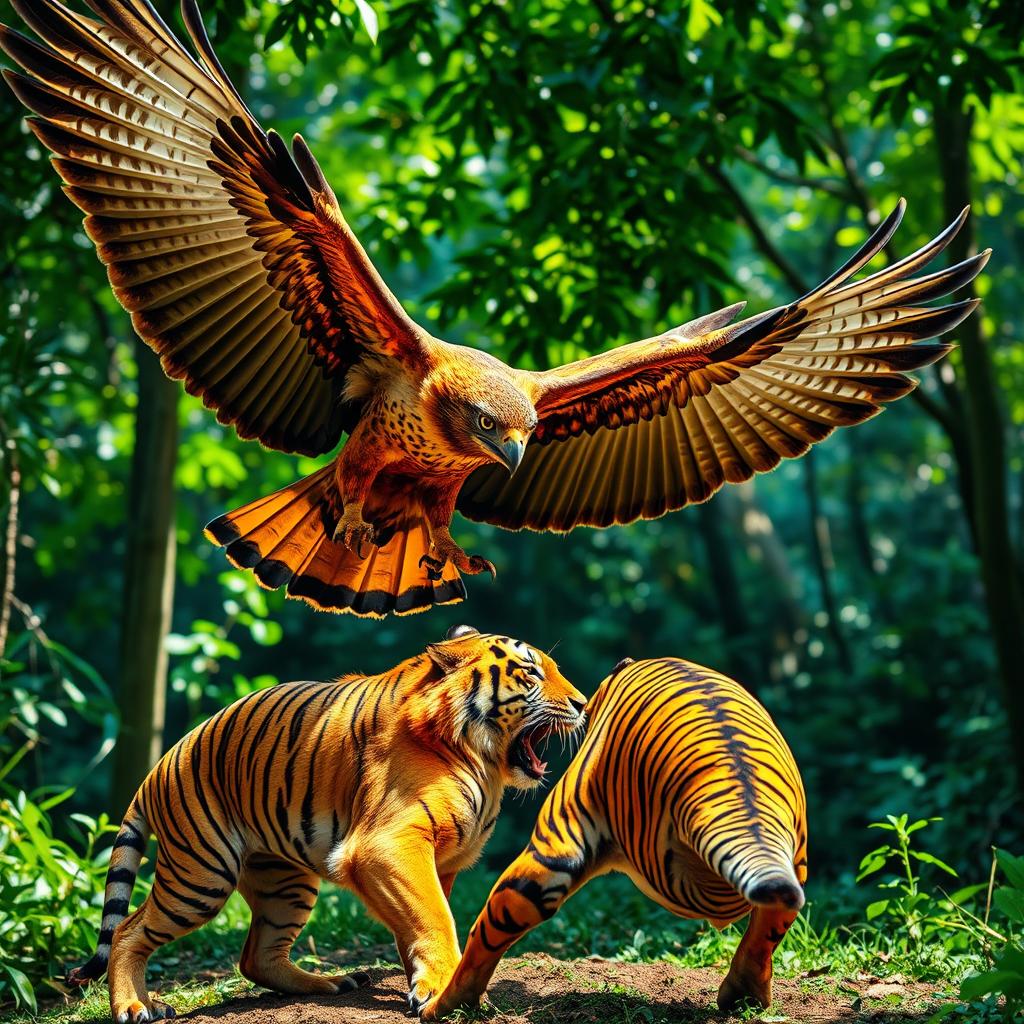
left=857, top=814, right=958, bottom=947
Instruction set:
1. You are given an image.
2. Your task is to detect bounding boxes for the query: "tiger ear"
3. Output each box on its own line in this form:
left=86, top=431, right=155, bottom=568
left=426, top=641, right=476, bottom=674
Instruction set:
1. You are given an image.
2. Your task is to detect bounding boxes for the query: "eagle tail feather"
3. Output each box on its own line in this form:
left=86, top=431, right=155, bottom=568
left=204, top=469, right=466, bottom=617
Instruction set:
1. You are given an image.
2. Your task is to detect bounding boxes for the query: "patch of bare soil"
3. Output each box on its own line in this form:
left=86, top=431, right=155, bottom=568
left=175, top=954, right=948, bottom=1024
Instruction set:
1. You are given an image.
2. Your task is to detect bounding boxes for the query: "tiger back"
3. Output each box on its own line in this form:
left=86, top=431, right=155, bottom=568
left=424, top=656, right=807, bottom=1018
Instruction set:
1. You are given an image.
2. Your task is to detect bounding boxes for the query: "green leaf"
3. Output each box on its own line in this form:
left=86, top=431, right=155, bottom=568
left=856, top=854, right=887, bottom=881
left=998, top=851, right=1024, bottom=891
left=2, top=965, right=37, bottom=1012
left=960, top=968, right=1024, bottom=1002
left=38, top=788, right=75, bottom=812
left=910, top=850, right=958, bottom=876
left=866, top=899, right=890, bottom=921
left=994, top=886, right=1024, bottom=924
left=263, top=10, right=292, bottom=50
left=354, top=0, right=378, bottom=44
left=686, top=0, right=722, bottom=41
left=250, top=620, right=283, bottom=647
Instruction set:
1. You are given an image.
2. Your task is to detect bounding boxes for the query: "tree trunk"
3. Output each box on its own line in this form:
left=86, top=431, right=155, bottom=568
left=695, top=497, right=763, bottom=689
left=110, top=341, right=179, bottom=816
left=803, top=450, right=853, bottom=673
left=721, top=483, right=805, bottom=681
left=933, top=103, right=1024, bottom=793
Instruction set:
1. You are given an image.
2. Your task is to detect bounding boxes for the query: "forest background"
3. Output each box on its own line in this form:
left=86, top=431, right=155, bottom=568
left=1, top=0, right=1023, bottom=1016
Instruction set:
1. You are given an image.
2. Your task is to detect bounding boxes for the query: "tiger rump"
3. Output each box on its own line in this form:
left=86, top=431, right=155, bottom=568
left=423, top=657, right=807, bottom=1020
left=68, top=627, right=586, bottom=1023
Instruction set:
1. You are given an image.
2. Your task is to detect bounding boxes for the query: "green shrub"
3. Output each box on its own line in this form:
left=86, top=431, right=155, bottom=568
left=0, top=793, right=122, bottom=1012
left=939, top=850, right=1024, bottom=1022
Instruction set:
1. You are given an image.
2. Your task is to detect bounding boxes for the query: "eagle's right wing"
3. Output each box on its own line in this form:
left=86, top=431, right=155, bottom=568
left=2, top=0, right=431, bottom=456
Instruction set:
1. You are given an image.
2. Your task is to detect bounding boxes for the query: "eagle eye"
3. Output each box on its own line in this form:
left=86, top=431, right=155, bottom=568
left=477, top=413, right=496, bottom=432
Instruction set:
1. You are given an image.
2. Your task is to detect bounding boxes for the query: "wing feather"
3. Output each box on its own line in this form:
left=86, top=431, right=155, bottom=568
left=1, top=0, right=430, bottom=456
left=460, top=203, right=984, bottom=531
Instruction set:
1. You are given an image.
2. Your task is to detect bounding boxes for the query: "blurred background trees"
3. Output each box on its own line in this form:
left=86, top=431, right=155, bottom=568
left=1, top=0, right=1022, bottom=993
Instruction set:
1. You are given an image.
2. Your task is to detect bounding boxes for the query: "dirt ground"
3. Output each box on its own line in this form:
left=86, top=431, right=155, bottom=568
left=174, top=953, right=947, bottom=1024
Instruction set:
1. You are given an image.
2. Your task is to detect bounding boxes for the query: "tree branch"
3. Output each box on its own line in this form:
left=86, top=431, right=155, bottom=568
left=708, top=163, right=810, bottom=295
left=0, top=440, right=21, bottom=664
left=733, top=145, right=852, bottom=199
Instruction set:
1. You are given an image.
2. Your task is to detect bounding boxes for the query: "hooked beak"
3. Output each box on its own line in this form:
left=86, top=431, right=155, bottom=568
left=499, top=431, right=527, bottom=474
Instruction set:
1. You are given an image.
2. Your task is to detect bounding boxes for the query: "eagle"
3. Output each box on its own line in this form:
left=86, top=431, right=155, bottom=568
left=1, top=0, right=988, bottom=617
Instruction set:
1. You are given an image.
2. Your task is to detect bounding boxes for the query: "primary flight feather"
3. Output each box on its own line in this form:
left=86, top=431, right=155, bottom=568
left=1, top=0, right=988, bottom=617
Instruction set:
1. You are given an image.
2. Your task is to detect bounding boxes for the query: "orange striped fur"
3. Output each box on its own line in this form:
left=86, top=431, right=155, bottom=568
left=67, top=627, right=586, bottom=1022
left=424, top=657, right=807, bottom=1018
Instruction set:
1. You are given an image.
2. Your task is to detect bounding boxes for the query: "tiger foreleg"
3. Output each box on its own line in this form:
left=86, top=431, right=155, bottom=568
left=343, top=835, right=461, bottom=1016
left=716, top=905, right=799, bottom=1012
left=421, top=844, right=592, bottom=1019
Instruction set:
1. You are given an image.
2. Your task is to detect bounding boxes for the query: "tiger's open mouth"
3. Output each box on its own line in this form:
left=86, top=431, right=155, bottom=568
left=509, top=724, right=556, bottom=780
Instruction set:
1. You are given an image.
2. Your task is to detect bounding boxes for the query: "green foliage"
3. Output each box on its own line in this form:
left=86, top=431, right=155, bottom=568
left=857, top=814, right=960, bottom=946
left=0, top=793, right=122, bottom=1013
left=1, top=0, right=1023, bottom=1008
left=938, top=850, right=1024, bottom=1022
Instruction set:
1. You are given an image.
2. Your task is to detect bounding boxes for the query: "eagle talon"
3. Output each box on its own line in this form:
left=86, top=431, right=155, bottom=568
left=468, top=555, right=497, bottom=579
left=332, top=513, right=376, bottom=557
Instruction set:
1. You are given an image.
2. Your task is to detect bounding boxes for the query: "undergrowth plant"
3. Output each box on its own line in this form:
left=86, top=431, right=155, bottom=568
left=0, top=629, right=120, bottom=1012
left=856, top=811, right=983, bottom=954
left=0, top=794, right=124, bottom=1012
left=934, top=850, right=1024, bottom=1022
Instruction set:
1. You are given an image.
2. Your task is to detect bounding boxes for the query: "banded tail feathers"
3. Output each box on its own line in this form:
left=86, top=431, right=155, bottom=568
left=204, top=467, right=466, bottom=617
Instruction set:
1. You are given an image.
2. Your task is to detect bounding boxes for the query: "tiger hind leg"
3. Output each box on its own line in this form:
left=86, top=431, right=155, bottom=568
left=108, top=853, right=235, bottom=1022
left=238, top=856, right=369, bottom=995
left=716, top=905, right=799, bottom=1012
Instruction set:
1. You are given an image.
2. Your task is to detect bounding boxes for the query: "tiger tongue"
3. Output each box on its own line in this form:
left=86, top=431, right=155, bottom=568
left=524, top=733, right=547, bottom=775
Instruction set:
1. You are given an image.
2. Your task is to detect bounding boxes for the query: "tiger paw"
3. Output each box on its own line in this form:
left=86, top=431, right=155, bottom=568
left=716, top=968, right=771, bottom=1013
left=332, top=970, right=371, bottom=994
left=418, top=990, right=487, bottom=1020
left=406, top=982, right=434, bottom=1017
left=114, top=999, right=176, bottom=1023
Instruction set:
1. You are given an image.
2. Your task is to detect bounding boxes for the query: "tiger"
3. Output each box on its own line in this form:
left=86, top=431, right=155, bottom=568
left=67, top=625, right=586, bottom=1023
left=422, top=655, right=808, bottom=1019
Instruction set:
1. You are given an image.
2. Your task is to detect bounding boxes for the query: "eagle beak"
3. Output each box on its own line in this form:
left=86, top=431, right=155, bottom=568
left=499, top=431, right=527, bottom=474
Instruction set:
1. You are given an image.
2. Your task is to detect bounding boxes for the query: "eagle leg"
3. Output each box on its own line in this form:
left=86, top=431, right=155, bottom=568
left=424, top=527, right=497, bottom=580
left=331, top=502, right=377, bottom=556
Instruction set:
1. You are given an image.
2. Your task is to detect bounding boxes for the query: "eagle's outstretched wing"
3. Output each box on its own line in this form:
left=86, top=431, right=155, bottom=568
left=459, top=201, right=987, bottom=532
left=1, top=0, right=429, bottom=456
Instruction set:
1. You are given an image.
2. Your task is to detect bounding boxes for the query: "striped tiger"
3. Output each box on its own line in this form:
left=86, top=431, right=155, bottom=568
left=67, top=626, right=586, bottom=1023
left=423, top=656, right=807, bottom=1018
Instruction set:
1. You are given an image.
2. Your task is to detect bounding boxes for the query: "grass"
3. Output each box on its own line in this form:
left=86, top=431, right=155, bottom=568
left=5, top=869, right=985, bottom=1024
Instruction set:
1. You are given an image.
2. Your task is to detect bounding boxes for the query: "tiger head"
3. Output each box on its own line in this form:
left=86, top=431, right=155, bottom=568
left=424, top=624, right=587, bottom=789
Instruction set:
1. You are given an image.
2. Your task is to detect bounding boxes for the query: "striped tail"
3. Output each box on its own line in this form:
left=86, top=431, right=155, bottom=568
left=690, top=808, right=806, bottom=912
left=731, top=861, right=805, bottom=912
left=67, top=810, right=148, bottom=988
left=204, top=468, right=467, bottom=618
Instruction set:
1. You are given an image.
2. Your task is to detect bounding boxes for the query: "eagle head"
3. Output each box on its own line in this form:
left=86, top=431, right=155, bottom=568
left=428, top=366, right=538, bottom=474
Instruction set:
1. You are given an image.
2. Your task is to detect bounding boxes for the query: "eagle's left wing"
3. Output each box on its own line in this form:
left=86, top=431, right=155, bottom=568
left=458, top=201, right=987, bottom=532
